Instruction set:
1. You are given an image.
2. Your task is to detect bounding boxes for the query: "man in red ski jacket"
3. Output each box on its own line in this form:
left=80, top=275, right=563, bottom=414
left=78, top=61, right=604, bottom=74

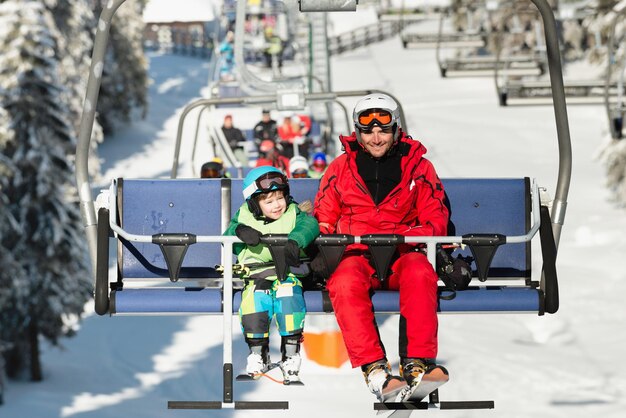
left=313, top=93, right=449, bottom=403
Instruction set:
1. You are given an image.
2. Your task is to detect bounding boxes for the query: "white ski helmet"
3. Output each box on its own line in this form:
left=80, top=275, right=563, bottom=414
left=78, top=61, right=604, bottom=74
left=352, top=93, right=402, bottom=143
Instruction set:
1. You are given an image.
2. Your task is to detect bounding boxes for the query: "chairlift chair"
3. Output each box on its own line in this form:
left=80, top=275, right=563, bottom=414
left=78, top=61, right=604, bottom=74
left=438, top=5, right=547, bottom=78
left=495, top=2, right=617, bottom=106
left=401, top=2, right=487, bottom=49
left=75, top=0, right=571, bottom=412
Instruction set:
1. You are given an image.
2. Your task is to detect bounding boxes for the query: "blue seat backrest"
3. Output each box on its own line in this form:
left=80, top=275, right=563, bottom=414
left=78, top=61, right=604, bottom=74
left=243, top=129, right=255, bottom=142
left=215, top=83, right=244, bottom=106
left=230, top=178, right=321, bottom=218
left=119, top=178, right=529, bottom=281
left=443, top=178, right=530, bottom=278
left=120, top=179, right=224, bottom=279
left=230, top=177, right=529, bottom=278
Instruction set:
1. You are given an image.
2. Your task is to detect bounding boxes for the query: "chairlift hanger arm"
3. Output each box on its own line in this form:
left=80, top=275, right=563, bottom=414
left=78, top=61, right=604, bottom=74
left=529, top=0, right=572, bottom=247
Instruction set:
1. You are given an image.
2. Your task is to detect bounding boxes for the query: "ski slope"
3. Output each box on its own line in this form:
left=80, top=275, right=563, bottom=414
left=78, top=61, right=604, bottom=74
left=3, top=9, right=626, bottom=418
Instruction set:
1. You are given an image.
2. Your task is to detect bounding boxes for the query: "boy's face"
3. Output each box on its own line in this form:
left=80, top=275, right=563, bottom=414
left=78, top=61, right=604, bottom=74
left=257, top=190, right=287, bottom=220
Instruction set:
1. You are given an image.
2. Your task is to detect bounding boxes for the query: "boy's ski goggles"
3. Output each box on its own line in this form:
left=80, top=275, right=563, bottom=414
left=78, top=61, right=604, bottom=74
left=355, top=110, right=394, bottom=133
left=244, top=171, right=288, bottom=199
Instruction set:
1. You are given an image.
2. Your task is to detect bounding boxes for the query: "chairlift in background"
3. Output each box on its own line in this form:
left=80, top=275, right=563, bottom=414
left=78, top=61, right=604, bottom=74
left=400, top=1, right=487, bottom=49
left=604, top=6, right=626, bottom=139
left=439, top=3, right=547, bottom=78
left=75, top=0, right=571, bottom=412
left=495, top=1, right=616, bottom=106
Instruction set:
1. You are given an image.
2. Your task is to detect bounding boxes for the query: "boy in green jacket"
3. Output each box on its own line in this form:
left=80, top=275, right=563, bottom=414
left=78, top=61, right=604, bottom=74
left=224, top=166, right=319, bottom=384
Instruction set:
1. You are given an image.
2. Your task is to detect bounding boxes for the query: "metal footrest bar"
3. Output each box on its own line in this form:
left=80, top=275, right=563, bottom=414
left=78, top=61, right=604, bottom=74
left=168, top=400, right=289, bottom=410
left=374, top=400, right=495, bottom=410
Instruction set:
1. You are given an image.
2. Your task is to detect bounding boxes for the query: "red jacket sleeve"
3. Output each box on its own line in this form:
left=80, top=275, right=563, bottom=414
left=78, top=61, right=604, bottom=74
left=313, top=160, right=341, bottom=234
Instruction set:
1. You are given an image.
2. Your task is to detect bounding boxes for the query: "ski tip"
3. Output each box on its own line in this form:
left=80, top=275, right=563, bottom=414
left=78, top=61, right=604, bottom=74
left=424, top=366, right=450, bottom=383
left=283, top=380, right=305, bottom=386
left=236, top=374, right=258, bottom=381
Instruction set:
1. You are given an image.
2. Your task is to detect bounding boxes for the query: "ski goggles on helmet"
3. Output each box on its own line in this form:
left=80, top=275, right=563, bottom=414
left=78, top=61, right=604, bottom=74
left=243, top=170, right=288, bottom=199
left=355, top=110, right=394, bottom=133
left=292, top=169, right=309, bottom=178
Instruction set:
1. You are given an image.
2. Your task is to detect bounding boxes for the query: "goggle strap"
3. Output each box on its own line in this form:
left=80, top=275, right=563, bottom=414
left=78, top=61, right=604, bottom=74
left=243, top=182, right=260, bottom=200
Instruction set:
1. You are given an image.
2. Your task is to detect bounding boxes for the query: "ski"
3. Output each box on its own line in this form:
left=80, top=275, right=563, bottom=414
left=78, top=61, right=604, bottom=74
left=374, top=381, right=410, bottom=416
left=374, top=366, right=449, bottom=415
left=400, top=365, right=449, bottom=403
left=235, top=362, right=305, bottom=385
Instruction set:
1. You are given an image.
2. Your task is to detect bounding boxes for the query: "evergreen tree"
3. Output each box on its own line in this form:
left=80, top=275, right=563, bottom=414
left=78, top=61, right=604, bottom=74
left=95, top=0, right=149, bottom=134
left=0, top=107, right=23, bottom=340
left=50, top=0, right=104, bottom=180
left=0, top=0, right=91, bottom=381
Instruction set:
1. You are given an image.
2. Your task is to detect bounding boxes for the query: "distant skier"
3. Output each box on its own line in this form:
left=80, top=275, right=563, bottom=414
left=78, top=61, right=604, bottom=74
left=312, top=93, right=450, bottom=402
left=224, top=166, right=319, bottom=384
left=200, top=157, right=228, bottom=179
left=255, top=139, right=290, bottom=175
left=219, top=31, right=235, bottom=81
left=252, top=109, right=279, bottom=147
left=309, top=152, right=328, bottom=179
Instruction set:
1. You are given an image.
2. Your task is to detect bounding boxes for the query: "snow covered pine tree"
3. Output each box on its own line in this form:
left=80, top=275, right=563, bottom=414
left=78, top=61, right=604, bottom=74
left=0, top=0, right=91, bottom=382
left=94, top=0, right=149, bottom=134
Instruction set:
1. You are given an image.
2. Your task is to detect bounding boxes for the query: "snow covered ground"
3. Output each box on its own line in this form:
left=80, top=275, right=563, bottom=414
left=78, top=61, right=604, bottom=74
left=143, top=0, right=217, bottom=23
left=3, top=5, right=626, bottom=418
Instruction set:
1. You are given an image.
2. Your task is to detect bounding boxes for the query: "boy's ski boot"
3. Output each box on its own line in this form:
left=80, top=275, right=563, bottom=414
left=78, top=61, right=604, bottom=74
left=280, top=353, right=302, bottom=385
left=280, top=334, right=303, bottom=385
left=363, top=359, right=408, bottom=403
left=246, top=345, right=270, bottom=379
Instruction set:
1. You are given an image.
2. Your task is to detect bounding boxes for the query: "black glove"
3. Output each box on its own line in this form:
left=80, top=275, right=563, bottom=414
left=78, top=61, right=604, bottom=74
left=309, top=252, right=329, bottom=278
left=235, top=224, right=262, bottom=246
left=284, top=239, right=301, bottom=267
left=436, top=249, right=473, bottom=291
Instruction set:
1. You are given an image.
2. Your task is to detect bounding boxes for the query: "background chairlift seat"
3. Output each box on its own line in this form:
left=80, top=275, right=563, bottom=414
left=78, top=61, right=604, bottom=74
left=402, top=31, right=486, bottom=49
left=400, top=4, right=487, bottom=50
left=210, top=81, right=246, bottom=107
left=439, top=52, right=546, bottom=77
left=498, top=79, right=626, bottom=106
left=437, top=8, right=548, bottom=78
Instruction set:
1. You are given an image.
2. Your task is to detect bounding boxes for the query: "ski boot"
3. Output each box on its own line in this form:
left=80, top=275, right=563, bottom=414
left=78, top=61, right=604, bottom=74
left=280, top=334, right=303, bottom=385
left=362, top=359, right=408, bottom=403
left=246, top=343, right=270, bottom=379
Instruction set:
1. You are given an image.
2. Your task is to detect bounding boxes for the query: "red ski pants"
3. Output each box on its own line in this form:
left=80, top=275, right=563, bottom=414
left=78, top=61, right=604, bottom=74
left=326, top=251, right=439, bottom=368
